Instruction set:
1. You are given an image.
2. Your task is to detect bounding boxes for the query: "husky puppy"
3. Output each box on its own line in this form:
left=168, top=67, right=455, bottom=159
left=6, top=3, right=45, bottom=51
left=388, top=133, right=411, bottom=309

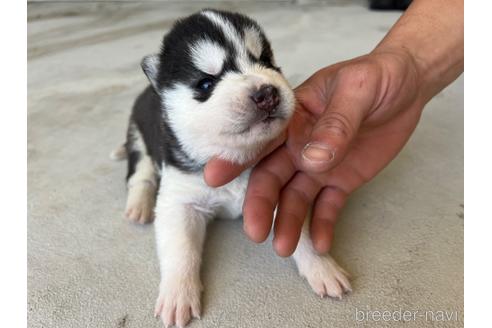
left=114, top=9, right=351, bottom=327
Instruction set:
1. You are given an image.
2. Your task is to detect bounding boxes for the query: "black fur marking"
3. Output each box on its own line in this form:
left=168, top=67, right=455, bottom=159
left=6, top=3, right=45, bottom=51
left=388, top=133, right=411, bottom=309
left=156, top=9, right=275, bottom=102
left=157, top=13, right=235, bottom=90
left=157, top=12, right=243, bottom=103
left=126, top=147, right=140, bottom=181
left=128, top=86, right=203, bottom=174
left=125, top=121, right=140, bottom=180
left=206, top=9, right=279, bottom=71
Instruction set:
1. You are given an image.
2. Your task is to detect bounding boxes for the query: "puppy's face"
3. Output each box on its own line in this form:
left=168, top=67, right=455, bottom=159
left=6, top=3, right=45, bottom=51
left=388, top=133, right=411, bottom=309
left=143, top=10, right=295, bottom=164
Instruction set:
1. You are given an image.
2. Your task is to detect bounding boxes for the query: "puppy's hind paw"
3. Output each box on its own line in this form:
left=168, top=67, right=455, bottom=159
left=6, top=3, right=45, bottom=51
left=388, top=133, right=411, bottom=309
left=110, top=144, right=127, bottom=161
left=125, top=182, right=156, bottom=224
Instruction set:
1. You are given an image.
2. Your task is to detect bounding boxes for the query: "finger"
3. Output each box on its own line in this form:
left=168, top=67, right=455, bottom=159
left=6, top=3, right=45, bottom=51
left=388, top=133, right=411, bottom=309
left=204, top=131, right=286, bottom=187
left=301, top=67, right=378, bottom=173
left=243, top=146, right=295, bottom=243
left=203, top=159, right=249, bottom=188
left=310, top=186, right=347, bottom=254
left=273, top=173, right=321, bottom=257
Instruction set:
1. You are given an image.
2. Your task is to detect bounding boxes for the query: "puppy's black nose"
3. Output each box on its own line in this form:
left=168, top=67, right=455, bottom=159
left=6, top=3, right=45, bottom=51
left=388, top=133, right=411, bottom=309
left=251, top=84, right=280, bottom=113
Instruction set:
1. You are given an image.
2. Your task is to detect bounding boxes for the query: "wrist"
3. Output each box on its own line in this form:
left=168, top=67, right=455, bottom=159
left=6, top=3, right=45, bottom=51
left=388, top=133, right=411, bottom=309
left=370, top=44, right=427, bottom=104
left=372, top=41, right=462, bottom=106
left=372, top=0, right=463, bottom=103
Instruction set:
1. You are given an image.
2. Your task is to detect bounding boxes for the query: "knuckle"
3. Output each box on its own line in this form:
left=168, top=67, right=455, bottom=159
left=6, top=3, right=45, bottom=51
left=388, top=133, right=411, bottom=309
left=317, top=111, right=353, bottom=138
left=279, top=188, right=310, bottom=220
left=313, top=207, right=338, bottom=222
left=337, top=62, right=378, bottom=91
left=288, top=187, right=311, bottom=206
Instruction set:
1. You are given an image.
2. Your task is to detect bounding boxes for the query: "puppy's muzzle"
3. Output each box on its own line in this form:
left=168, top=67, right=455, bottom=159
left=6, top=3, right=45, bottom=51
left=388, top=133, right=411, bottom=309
left=251, top=84, right=280, bottom=114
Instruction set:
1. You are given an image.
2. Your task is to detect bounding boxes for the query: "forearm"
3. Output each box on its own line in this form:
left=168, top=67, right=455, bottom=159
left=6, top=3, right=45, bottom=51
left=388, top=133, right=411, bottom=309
left=373, top=0, right=464, bottom=102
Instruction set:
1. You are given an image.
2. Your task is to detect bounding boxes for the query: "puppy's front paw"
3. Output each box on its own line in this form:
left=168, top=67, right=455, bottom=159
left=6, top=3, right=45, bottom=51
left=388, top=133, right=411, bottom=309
left=299, top=255, right=352, bottom=299
left=125, top=182, right=155, bottom=224
left=154, top=276, right=202, bottom=328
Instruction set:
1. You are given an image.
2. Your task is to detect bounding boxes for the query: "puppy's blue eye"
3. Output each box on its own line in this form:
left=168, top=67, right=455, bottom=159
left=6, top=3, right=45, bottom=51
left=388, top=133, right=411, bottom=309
left=196, top=78, right=214, bottom=92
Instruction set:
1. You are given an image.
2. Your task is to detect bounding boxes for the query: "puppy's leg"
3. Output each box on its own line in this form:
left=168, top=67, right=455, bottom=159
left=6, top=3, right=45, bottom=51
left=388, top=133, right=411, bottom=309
left=125, top=122, right=157, bottom=224
left=110, top=143, right=127, bottom=161
left=292, top=218, right=352, bottom=299
left=154, top=198, right=208, bottom=328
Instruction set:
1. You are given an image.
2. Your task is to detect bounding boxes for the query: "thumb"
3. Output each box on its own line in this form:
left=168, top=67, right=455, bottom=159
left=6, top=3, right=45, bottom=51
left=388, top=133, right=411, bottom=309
left=301, top=80, right=373, bottom=173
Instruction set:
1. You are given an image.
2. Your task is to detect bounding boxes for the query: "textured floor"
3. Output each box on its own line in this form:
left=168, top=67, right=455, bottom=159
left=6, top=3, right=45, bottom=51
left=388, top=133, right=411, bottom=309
left=28, top=2, right=463, bottom=327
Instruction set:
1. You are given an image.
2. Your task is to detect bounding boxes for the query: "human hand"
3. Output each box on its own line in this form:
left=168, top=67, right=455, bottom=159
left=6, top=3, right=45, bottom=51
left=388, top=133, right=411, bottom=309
left=205, top=49, right=426, bottom=256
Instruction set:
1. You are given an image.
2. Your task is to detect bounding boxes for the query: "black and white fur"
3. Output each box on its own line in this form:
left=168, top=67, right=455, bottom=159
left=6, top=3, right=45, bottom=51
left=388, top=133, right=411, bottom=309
left=113, top=9, right=351, bottom=327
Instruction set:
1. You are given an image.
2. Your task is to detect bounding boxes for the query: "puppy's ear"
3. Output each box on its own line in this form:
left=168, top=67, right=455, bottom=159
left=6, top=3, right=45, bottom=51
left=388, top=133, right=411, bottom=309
left=141, top=54, right=160, bottom=92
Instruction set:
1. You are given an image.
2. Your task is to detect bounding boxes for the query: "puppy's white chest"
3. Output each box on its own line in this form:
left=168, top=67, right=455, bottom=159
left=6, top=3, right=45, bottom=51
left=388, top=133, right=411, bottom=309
left=211, top=171, right=250, bottom=219
left=159, top=165, right=250, bottom=219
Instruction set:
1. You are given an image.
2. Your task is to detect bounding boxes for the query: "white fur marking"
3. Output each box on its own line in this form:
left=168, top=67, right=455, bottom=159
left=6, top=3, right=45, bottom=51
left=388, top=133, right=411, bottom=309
left=201, top=10, right=250, bottom=71
left=190, top=40, right=226, bottom=75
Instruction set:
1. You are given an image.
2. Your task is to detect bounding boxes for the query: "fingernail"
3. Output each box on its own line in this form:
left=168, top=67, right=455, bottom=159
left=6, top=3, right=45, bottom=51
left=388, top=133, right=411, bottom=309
left=302, top=142, right=335, bottom=163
